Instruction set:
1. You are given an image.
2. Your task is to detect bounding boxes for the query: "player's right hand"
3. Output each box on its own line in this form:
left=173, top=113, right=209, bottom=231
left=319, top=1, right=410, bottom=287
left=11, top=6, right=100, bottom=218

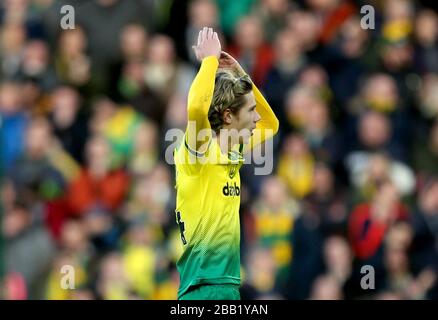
left=192, top=27, right=221, bottom=62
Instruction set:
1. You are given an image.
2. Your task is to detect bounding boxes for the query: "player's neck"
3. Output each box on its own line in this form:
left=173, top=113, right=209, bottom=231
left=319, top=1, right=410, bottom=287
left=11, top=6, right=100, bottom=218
left=216, top=131, right=237, bottom=155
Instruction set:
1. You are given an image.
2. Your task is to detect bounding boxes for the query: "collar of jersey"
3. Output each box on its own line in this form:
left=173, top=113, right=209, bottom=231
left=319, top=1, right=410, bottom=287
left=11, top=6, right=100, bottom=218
left=212, top=138, right=245, bottom=165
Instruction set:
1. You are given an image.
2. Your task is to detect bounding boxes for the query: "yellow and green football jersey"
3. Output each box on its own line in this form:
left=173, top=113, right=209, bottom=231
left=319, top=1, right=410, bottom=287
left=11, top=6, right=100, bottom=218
left=172, top=55, right=278, bottom=299
left=173, top=136, right=244, bottom=299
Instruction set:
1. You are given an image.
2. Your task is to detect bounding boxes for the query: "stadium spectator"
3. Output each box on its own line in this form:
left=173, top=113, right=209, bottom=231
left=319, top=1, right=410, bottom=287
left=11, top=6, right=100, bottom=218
left=252, top=0, right=291, bottom=42
left=303, top=162, right=349, bottom=237
left=66, top=135, right=130, bottom=216
left=3, top=200, right=55, bottom=299
left=0, top=22, right=27, bottom=79
left=409, top=179, right=438, bottom=299
left=263, top=29, right=306, bottom=137
left=8, top=117, right=68, bottom=202
left=186, top=0, right=221, bottom=65
left=49, top=86, right=89, bottom=164
left=144, top=34, right=195, bottom=103
left=15, top=40, right=57, bottom=92
left=322, top=235, right=353, bottom=289
left=245, top=176, right=300, bottom=285
left=227, top=15, right=274, bottom=86
left=0, top=81, right=28, bottom=169
left=348, top=180, right=409, bottom=274
left=413, top=9, right=438, bottom=74
left=54, top=27, right=92, bottom=91
left=277, top=133, right=315, bottom=199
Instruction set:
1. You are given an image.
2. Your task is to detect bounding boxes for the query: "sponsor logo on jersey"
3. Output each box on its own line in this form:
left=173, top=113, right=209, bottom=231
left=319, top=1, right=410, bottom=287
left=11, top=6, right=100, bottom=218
left=222, top=182, right=240, bottom=197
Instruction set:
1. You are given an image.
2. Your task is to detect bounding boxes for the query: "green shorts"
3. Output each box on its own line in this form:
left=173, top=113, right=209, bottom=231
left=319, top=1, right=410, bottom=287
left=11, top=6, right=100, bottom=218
left=179, top=284, right=241, bottom=300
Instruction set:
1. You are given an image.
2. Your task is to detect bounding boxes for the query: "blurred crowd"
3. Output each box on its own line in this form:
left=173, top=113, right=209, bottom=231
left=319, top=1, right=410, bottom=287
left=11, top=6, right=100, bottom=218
left=0, top=0, right=437, bottom=300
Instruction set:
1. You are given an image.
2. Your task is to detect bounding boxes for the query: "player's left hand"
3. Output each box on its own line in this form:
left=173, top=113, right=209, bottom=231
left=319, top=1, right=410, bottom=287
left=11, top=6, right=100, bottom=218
left=218, top=51, right=245, bottom=75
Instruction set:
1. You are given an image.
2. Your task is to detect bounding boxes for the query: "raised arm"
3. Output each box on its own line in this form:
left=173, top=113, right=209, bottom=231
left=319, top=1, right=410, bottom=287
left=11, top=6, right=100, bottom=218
left=247, top=82, right=279, bottom=152
left=185, top=27, right=221, bottom=154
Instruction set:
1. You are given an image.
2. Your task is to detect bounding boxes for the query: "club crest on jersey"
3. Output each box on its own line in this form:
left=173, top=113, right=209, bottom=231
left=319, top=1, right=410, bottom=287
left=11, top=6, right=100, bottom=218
left=228, top=150, right=243, bottom=163
left=229, top=165, right=237, bottom=179
left=223, top=182, right=240, bottom=197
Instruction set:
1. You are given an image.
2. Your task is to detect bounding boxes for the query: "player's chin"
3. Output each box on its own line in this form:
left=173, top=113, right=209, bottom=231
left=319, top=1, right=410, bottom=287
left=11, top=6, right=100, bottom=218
left=239, top=134, right=251, bottom=145
left=238, top=128, right=253, bottom=145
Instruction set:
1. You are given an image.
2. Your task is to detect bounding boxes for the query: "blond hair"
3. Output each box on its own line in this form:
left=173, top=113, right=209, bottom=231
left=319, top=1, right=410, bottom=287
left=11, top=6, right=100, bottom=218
left=208, top=70, right=252, bottom=133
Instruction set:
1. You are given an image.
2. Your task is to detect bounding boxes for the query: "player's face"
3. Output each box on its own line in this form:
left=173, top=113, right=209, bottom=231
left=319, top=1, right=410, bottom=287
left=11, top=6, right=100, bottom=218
left=235, top=92, right=260, bottom=144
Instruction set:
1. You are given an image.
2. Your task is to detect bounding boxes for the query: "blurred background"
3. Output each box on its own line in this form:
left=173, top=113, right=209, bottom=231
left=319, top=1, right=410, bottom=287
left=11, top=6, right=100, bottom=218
left=0, top=0, right=437, bottom=300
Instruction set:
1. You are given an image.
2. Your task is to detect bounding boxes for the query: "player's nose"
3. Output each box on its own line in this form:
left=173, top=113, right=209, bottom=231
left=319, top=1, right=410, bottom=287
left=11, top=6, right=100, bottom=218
left=254, top=111, right=261, bottom=122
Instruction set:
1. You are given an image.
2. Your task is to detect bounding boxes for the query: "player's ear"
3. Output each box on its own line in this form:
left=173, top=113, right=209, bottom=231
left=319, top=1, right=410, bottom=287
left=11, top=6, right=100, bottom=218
left=223, top=108, right=233, bottom=125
